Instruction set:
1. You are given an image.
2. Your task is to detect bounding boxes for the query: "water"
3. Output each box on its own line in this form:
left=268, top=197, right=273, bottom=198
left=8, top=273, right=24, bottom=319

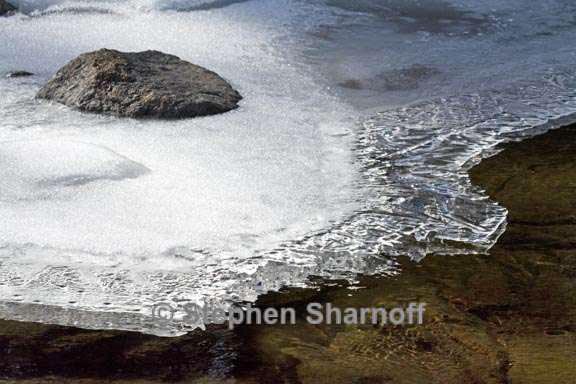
left=1, top=0, right=576, bottom=335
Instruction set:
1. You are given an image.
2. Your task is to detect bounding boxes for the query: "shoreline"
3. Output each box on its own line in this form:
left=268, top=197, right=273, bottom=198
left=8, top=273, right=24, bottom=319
left=1, top=123, right=576, bottom=383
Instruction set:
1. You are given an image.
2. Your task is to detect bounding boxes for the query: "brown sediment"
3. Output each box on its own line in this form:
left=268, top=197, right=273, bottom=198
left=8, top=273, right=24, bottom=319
left=1, top=125, right=576, bottom=383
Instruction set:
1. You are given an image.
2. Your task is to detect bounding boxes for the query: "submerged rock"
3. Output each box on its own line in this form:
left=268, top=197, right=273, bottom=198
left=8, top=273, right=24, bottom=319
left=339, top=64, right=441, bottom=92
left=37, top=49, right=242, bottom=119
left=5, top=70, right=34, bottom=78
left=0, top=0, right=16, bottom=16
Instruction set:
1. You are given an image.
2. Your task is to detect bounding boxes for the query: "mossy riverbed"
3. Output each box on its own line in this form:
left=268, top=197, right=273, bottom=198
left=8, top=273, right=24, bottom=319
left=1, top=124, right=576, bottom=383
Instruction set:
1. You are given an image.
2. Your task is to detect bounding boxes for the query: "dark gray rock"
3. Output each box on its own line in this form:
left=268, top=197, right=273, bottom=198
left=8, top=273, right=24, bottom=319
left=6, top=71, right=34, bottom=78
left=37, top=49, right=242, bottom=119
left=0, top=0, right=16, bottom=16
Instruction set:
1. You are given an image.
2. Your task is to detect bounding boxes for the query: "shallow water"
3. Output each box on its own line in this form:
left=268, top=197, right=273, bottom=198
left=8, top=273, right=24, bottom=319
left=1, top=0, right=576, bottom=335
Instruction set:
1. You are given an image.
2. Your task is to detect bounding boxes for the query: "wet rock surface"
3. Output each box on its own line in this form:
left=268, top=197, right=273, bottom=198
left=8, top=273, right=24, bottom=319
left=1, top=124, right=576, bottom=383
left=36, top=49, right=242, bottom=119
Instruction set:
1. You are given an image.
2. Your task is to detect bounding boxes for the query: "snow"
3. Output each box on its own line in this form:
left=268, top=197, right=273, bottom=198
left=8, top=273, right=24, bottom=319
left=0, top=139, right=150, bottom=201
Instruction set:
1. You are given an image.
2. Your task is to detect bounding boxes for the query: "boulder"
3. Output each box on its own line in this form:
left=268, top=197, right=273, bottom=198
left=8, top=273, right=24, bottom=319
left=37, top=49, right=242, bottom=119
left=0, top=0, right=16, bottom=16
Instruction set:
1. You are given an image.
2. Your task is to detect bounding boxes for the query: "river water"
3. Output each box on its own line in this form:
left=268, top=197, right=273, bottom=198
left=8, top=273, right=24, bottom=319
left=1, top=0, right=576, bottom=335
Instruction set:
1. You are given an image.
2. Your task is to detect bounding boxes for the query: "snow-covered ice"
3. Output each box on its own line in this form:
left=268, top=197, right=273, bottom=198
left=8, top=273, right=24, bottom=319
left=0, top=139, right=150, bottom=201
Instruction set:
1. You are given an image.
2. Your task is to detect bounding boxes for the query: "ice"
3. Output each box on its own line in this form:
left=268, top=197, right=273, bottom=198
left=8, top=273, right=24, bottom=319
left=10, top=0, right=243, bottom=13
left=0, top=1, right=362, bottom=336
left=0, top=0, right=361, bottom=316
left=2, top=0, right=576, bottom=336
left=0, top=139, right=150, bottom=201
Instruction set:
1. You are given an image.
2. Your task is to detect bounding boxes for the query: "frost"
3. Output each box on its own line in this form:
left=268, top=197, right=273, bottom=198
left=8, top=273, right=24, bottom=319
left=0, top=139, right=150, bottom=201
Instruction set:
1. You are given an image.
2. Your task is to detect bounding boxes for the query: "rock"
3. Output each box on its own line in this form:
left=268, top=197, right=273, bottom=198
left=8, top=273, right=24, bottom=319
left=5, top=70, right=34, bottom=78
left=0, top=0, right=16, bottom=16
left=37, top=49, right=242, bottom=119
